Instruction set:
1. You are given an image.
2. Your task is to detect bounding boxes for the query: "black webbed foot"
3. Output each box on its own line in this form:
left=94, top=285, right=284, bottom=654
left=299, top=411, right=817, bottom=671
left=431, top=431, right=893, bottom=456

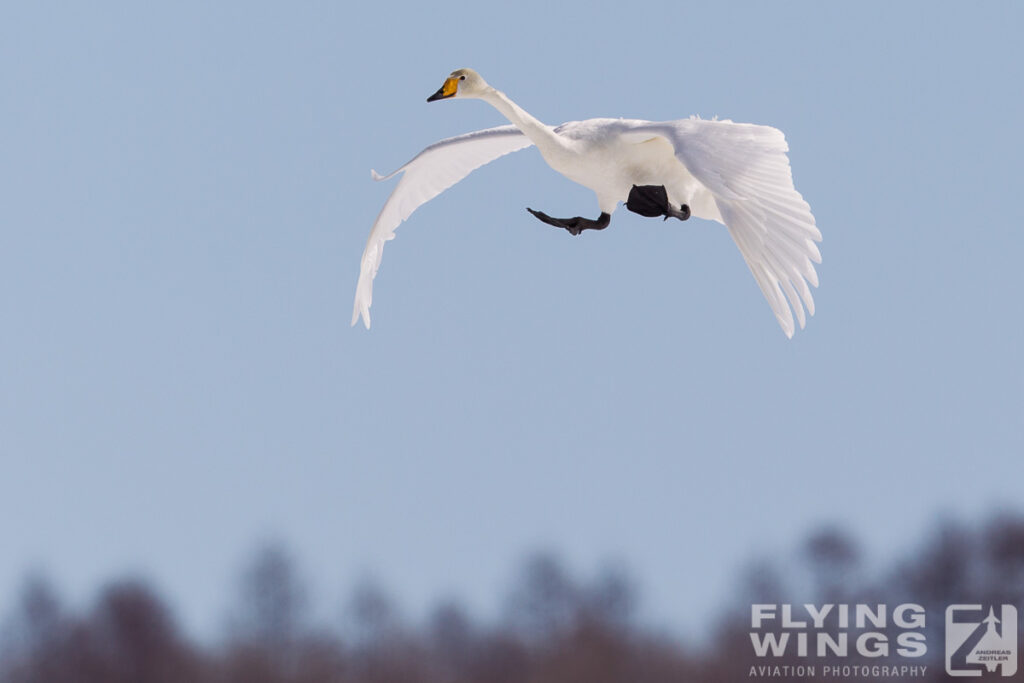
left=626, top=185, right=690, bottom=222
left=527, top=208, right=610, bottom=236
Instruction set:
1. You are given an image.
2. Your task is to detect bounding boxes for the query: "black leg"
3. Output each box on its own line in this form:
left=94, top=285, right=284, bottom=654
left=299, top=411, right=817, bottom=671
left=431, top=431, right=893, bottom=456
left=626, top=185, right=690, bottom=221
left=526, top=208, right=610, bottom=236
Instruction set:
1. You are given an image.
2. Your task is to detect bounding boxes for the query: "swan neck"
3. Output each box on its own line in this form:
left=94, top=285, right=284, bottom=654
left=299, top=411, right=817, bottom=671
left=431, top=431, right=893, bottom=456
left=482, top=87, right=556, bottom=147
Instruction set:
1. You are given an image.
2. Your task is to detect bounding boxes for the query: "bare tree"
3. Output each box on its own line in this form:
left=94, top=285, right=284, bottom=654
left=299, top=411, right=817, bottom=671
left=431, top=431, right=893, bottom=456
left=503, top=553, right=579, bottom=641
left=223, top=542, right=313, bottom=683
left=1, top=574, right=71, bottom=683
left=803, top=526, right=861, bottom=601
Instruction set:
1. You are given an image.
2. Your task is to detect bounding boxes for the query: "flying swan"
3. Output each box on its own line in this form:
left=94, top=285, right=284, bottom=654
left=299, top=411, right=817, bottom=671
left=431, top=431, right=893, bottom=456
left=352, top=68, right=821, bottom=337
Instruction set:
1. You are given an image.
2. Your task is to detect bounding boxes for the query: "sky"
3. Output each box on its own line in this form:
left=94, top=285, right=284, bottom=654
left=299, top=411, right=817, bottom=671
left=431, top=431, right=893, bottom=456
left=1, top=1, right=1022, bottom=641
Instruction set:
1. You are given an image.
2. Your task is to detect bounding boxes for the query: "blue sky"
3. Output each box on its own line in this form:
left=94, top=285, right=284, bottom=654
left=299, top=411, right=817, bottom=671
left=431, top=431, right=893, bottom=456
left=1, top=1, right=1022, bottom=638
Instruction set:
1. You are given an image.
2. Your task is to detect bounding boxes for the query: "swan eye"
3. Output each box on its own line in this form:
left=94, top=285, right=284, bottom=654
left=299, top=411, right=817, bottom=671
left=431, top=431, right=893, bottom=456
left=459, top=75, right=466, bottom=81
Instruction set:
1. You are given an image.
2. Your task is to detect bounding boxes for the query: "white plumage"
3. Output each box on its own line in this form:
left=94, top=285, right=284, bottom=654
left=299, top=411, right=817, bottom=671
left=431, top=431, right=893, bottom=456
left=353, top=69, right=821, bottom=337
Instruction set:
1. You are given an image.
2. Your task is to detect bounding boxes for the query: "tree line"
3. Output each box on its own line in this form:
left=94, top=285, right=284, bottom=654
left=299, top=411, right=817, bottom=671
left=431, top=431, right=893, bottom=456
left=2, top=513, right=1022, bottom=682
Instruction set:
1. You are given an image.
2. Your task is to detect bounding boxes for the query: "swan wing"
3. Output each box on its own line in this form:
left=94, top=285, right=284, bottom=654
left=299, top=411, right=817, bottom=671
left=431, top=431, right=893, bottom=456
left=623, top=119, right=821, bottom=338
left=353, top=125, right=533, bottom=328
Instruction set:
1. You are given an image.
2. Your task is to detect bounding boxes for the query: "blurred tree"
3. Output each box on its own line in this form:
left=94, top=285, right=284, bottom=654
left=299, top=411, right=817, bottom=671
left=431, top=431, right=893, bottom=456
left=344, top=579, right=426, bottom=683
left=1, top=511, right=1022, bottom=683
left=426, top=600, right=475, bottom=680
left=503, top=553, right=579, bottom=641
left=0, top=574, right=71, bottom=683
left=223, top=541, right=320, bottom=683
left=983, top=512, right=1024, bottom=606
left=344, top=578, right=397, bottom=647
left=803, top=525, right=861, bottom=601
left=461, top=632, right=528, bottom=683
left=581, top=563, right=636, bottom=630
left=897, top=519, right=972, bottom=603
left=82, top=579, right=199, bottom=683
left=229, top=542, right=308, bottom=650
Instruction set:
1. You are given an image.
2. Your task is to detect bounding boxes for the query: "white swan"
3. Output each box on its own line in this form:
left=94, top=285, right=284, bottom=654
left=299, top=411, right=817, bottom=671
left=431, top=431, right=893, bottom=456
left=353, top=68, right=821, bottom=337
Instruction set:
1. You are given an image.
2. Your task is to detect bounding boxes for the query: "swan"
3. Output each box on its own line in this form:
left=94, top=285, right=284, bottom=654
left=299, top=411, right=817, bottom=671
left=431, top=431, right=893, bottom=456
left=352, top=68, right=821, bottom=337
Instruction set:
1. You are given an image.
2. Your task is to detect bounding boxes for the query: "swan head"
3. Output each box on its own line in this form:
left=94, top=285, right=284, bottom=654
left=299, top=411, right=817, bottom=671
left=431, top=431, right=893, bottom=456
left=427, top=68, right=489, bottom=102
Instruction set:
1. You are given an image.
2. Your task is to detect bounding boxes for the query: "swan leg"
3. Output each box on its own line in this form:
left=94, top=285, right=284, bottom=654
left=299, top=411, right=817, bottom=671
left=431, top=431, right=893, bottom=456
left=526, top=208, right=611, bottom=236
left=626, top=185, right=690, bottom=221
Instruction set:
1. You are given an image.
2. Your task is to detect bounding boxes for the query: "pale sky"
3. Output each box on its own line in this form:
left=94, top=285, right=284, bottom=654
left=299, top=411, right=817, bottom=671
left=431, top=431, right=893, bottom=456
left=1, top=1, right=1021, bottom=638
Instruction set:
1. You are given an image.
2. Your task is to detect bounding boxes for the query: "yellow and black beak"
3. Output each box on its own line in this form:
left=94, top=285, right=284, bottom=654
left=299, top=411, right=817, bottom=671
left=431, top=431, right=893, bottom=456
left=427, top=77, right=459, bottom=102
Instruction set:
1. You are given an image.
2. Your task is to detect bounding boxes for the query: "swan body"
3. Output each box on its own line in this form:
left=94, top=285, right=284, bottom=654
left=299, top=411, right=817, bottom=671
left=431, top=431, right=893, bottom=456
left=353, top=68, right=821, bottom=337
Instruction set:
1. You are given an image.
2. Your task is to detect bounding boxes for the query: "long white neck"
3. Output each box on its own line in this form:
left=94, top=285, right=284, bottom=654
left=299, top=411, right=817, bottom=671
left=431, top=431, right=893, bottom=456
left=480, top=87, right=562, bottom=151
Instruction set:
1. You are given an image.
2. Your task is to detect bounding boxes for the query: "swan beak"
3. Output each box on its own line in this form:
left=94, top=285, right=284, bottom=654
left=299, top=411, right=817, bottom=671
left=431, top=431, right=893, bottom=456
left=427, top=77, right=459, bottom=102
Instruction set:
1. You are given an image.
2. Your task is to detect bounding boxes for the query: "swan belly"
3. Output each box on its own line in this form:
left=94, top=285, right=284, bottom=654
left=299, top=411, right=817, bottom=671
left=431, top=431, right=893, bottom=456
left=544, top=134, right=721, bottom=222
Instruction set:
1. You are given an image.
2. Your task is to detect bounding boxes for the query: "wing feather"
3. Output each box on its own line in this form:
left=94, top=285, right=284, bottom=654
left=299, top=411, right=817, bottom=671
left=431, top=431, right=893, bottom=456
left=624, top=118, right=821, bottom=337
left=352, top=125, right=533, bottom=328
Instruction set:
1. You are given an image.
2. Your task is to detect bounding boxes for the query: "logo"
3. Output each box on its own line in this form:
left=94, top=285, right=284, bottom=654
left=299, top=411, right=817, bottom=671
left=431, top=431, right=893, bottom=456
left=748, top=604, right=931, bottom=678
left=946, top=605, right=1018, bottom=677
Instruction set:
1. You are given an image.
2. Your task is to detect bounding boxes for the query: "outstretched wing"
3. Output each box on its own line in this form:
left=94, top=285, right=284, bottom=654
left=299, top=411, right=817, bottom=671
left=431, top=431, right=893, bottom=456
left=352, top=125, right=533, bottom=328
left=624, top=118, right=821, bottom=338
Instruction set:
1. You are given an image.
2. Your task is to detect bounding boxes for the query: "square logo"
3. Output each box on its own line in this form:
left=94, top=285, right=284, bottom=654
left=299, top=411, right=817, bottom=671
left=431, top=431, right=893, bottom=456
left=946, top=604, right=1018, bottom=677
